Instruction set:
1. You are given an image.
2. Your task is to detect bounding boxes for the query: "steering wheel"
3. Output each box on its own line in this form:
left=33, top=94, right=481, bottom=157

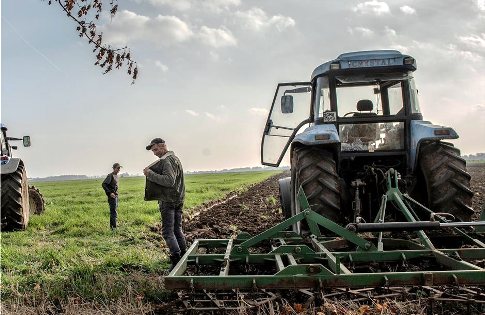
left=343, top=112, right=359, bottom=117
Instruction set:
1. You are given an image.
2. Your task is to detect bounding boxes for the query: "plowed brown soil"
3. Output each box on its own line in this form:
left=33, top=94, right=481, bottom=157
left=469, top=164, right=485, bottom=216
left=183, top=172, right=287, bottom=241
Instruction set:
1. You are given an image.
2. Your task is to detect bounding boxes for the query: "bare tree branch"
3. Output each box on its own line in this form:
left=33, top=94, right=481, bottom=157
left=46, top=0, right=138, bottom=83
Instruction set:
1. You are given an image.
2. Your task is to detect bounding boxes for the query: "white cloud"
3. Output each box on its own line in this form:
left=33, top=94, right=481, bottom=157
left=155, top=60, right=168, bottom=72
left=201, top=0, right=241, bottom=13
left=204, top=112, right=220, bottom=121
left=185, top=109, right=199, bottom=116
left=385, top=26, right=396, bottom=37
left=102, top=10, right=193, bottom=46
left=477, top=0, right=485, bottom=10
left=133, top=0, right=240, bottom=12
left=353, top=1, right=390, bottom=15
left=235, top=8, right=295, bottom=32
left=459, top=34, right=485, bottom=49
left=249, top=107, right=269, bottom=116
left=447, top=44, right=483, bottom=62
left=198, top=26, right=237, bottom=48
left=390, top=44, right=409, bottom=53
left=400, top=5, right=416, bottom=15
left=348, top=26, right=374, bottom=37
left=133, top=0, right=192, bottom=11
left=268, top=15, right=296, bottom=31
left=458, top=50, right=482, bottom=62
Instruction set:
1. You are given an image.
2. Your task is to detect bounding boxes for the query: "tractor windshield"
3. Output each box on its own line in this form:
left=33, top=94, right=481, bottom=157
left=336, top=80, right=403, bottom=117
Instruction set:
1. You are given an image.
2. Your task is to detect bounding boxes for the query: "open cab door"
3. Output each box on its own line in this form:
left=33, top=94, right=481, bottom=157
left=261, top=82, right=312, bottom=166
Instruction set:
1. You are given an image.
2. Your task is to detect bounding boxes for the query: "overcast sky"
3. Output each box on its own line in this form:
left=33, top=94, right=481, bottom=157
left=2, top=0, right=484, bottom=177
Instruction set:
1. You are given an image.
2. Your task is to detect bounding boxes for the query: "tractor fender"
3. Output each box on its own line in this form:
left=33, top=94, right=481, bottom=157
left=291, top=124, right=340, bottom=160
left=292, top=124, right=340, bottom=146
left=1, top=157, right=21, bottom=175
left=410, top=120, right=459, bottom=171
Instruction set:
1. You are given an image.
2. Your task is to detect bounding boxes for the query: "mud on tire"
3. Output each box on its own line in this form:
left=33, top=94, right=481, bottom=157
left=1, top=163, right=30, bottom=231
left=29, top=186, right=45, bottom=215
left=291, top=147, right=342, bottom=223
left=418, top=141, right=474, bottom=222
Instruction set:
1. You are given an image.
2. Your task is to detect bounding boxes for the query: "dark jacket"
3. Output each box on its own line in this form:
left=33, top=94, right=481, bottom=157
left=102, top=173, right=118, bottom=197
left=144, top=151, right=185, bottom=204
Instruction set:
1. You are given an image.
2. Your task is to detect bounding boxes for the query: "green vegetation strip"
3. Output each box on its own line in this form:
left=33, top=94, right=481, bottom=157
left=1, top=171, right=280, bottom=305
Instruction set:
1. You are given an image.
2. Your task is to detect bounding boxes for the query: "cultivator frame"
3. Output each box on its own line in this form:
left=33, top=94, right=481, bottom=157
left=166, top=169, right=485, bottom=292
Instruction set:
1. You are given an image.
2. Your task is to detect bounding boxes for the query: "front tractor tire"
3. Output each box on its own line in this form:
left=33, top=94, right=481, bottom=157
left=291, top=147, right=342, bottom=224
left=278, top=177, right=292, bottom=219
left=418, top=141, right=474, bottom=222
left=29, top=186, right=45, bottom=215
left=1, top=163, right=30, bottom=231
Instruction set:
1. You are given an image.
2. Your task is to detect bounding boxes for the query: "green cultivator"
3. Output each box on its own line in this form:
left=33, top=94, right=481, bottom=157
left=165, top=169, right=485, bottom=311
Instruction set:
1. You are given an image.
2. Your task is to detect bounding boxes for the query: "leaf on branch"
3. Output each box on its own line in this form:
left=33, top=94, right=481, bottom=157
left=110, top=4, right=118, bottom=17
left=133, top=66, right=138, bottom=80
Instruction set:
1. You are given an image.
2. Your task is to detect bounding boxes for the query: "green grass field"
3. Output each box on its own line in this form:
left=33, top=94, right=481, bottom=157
left=0, top=171, right=279, bottom=305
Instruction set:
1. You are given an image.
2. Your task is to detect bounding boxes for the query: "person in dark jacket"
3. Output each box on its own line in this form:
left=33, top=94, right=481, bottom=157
left=143, top=138, right=186, bottom=271
left=102, top=163, right=121, bottom=230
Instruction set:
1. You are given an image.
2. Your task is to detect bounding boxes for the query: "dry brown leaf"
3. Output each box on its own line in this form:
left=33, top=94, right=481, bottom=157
left=358, top=304, right=371, bottom=315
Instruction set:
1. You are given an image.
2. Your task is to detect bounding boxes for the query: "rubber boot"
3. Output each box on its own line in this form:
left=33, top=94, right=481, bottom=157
left=168, top=253, right=181, bottom=272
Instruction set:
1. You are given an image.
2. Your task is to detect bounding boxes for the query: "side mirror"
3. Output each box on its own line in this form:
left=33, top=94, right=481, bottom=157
left=23, top=136, right=31, bottom=147
left=281, top=95, right=294, bottom=114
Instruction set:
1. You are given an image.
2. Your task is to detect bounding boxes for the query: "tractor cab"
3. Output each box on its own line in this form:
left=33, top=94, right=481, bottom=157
left=261, top=50, right=421, bottom=178
left=1, top=124, right=31, bottom=165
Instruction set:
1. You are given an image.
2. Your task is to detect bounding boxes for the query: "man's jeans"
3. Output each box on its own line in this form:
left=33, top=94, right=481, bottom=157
left=159, top=202, right=187, bottom=256
left=108, top=196, right=118, bottom=229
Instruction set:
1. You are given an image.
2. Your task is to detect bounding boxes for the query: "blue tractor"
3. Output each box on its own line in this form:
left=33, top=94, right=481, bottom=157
left=261, top=50, right=474, bottom=230
left=1, top=124, right=45, bottom=231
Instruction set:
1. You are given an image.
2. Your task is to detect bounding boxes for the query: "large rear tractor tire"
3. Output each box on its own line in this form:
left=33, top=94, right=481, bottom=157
left=291, top=147, right=342, bottom=224
left=29, top=186, right=45, bottom=215
left=418, top=141, right=474, bottom=222
left=1, top=163, right=30, bottom=231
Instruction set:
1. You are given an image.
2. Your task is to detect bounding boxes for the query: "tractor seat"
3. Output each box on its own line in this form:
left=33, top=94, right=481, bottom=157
left=353, top=99, right=376, bottom=117
left=346, top=100, right=379, bottom=143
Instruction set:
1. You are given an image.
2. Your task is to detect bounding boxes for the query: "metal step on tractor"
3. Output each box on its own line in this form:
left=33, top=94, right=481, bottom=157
left=1, top=124, right=45, bottom=231
left=164, top=50, right=485, bottom=313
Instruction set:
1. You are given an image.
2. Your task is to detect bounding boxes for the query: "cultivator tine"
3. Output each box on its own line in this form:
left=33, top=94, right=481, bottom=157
left=219, top=239, right=233, bottom=276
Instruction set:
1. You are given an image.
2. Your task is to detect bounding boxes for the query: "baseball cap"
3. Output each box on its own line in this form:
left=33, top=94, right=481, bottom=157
left=146, top=138, right=165, bottom=150
left=113, top=163, right=122, bottom=169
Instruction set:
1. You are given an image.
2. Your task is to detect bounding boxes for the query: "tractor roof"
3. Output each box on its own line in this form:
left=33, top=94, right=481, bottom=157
left=311, top=50, right=416, bottom=81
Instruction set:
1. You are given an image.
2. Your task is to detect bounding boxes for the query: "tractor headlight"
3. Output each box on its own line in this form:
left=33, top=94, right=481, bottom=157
left=404, top=57, right=415, bottom=65
left=330, top=62, right=340, bottom=70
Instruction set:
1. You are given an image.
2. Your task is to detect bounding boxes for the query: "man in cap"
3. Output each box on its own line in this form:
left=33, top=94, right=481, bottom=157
left=102, top=163, right=122, bottom=230
left=143, top=138, right=187, bottom=271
